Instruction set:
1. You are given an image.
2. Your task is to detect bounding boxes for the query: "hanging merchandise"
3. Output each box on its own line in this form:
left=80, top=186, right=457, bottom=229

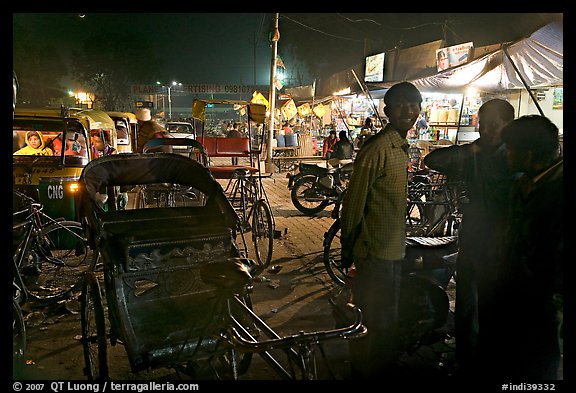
left=313, top=103, right=327, bottom=118
left=251, top=91, right=269, bottom=110
left=281, top=99, right=298, bottom=121
left=297, top=103, right=312, bottom=117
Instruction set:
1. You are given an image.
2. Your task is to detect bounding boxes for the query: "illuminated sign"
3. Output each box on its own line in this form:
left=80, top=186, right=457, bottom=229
left=364, top=53, right=385, bottom=82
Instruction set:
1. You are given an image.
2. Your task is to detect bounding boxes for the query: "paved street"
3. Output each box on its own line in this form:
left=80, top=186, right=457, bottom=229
left=14, top=165, right=563, bottom=383
left=16, top=167, right=356, bottom=381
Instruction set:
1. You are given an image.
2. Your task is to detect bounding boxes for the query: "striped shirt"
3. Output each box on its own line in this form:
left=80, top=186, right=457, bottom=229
left=341, top=125, right=409, bottom=260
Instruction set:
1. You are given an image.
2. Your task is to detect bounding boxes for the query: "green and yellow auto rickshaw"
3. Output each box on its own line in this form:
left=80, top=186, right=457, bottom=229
left=106, top=111, right=138, bottom=154
left=13, top=106, right=117, bottom=220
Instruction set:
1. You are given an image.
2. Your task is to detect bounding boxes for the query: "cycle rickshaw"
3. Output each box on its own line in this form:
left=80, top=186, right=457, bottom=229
left=78, top=153, right=366, bottom=380
left=191, top=99, right=275, bottom=270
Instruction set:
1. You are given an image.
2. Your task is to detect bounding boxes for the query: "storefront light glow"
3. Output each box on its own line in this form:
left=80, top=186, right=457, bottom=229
left=333, top=87, right=351, bottom=96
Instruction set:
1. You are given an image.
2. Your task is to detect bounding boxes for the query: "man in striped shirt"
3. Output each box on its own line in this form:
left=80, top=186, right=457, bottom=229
left=342, top=82, right=422, bottom=379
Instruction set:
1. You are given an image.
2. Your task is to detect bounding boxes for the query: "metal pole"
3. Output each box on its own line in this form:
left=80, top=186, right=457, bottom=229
left=503, top=44, right=544, bottom=116
left=168, top=86, right=172, bottom=120
left=350, top=69, right=385, bottom=128
left=265, top=13, right=280, bottom=173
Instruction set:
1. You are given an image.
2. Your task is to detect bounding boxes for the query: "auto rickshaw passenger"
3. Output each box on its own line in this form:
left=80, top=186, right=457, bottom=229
left=14, top=130, right=54, bottom=156
left=64, top=132, right=87, bottom=156
left=91, top=131, right=115, bottom=157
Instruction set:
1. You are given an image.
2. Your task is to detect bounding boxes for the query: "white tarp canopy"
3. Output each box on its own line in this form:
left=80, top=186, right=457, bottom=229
left=408, top=21, right=563, bottom=94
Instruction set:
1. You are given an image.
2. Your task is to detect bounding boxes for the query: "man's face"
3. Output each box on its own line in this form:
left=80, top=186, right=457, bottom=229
left=387, top=98, right=421, bottom=134
left=28, top=135, right=41, bottom=149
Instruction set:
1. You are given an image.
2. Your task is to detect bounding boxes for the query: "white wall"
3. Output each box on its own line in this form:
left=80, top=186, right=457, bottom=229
left=508, top=87, right=563, bottom=134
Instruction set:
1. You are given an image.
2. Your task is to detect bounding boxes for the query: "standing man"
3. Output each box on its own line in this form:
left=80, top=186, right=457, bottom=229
left=423, top=98, right=515, bottom=377
left=135, top=108, right=170, bottom=153
left=479, top=115, right=563, bottom=379
left=341, top=82, right=422, bottom=379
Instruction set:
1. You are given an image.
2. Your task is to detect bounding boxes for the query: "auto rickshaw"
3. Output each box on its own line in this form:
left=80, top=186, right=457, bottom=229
left=106, top=111, right=138, bottom=154
left=13, top=106, right=117, bottom=221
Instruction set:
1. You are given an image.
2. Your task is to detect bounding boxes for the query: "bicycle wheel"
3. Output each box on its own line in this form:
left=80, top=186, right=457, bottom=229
left=323, top=219, right=354, bottom=287
left=406, top=201, right=426, bottom=236
left=13, top=297, right=26, bottom=378
left=22, top=220, right=91, bottom=303
left=251, top=199, right=274, bottom=270
left=291, top=175, right=329, bottom=215
left=80, top=272, right=109, bottom=380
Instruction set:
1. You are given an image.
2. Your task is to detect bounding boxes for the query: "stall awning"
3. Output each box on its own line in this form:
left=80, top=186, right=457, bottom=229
left=403, top=21, right=563, bottom=94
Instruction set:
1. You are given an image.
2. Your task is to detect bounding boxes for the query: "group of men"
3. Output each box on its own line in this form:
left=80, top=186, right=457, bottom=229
left=341, top=82, right=563, bottom=381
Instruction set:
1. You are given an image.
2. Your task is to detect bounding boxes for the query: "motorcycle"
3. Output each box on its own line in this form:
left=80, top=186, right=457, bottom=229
left=287, top=161, right=354, bottom=215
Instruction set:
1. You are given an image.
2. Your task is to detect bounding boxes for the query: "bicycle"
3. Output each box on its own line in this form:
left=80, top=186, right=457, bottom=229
left=322, top=189, right=459, bottom=370
left=139, top=137, right=209, bottom=208
left=406, top=170, right=462, bottom=237
left=323, top=173, right=461, bottom=287
left=13, top=293, right=26, bottom=378
left=220, top=167, right=274, bottom=271
left=142, top=137, right=274, bottom=270
left=13, top=189, right=92, bottom=306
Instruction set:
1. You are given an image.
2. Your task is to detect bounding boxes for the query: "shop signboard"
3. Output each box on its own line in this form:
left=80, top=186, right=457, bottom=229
left=436, top=42, right=474, bottom=72
left=364, top=52, right=385, bottom=82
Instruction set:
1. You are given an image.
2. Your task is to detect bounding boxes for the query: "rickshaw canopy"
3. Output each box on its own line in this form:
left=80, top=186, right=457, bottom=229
left=192, top=99, right=267, bottom=124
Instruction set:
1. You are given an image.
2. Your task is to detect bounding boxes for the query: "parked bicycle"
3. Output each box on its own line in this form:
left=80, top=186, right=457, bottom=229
left=13, top=189, right=92, bottom=306
left=220, top=167, right=274, bottom=271
left=323, top=173, right=461, bottom=287
left=406, top=170, right=462, bottom=237
left=322, top=188, right=459, bottom=361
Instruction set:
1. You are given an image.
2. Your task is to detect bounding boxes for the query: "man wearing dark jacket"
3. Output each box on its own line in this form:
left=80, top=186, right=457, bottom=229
left=328, top=131, right=354, bottom=167
left=423, top=98, right=515, bottom=377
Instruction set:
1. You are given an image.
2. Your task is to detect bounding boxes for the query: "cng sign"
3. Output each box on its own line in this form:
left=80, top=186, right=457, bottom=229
left=47, top=184, right=64, bottom=200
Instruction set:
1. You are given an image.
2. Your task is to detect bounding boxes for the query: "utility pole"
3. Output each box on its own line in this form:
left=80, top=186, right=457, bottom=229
left=265, top=12, right=280, bottom=174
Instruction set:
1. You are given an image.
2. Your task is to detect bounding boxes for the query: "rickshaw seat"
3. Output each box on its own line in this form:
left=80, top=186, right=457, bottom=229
left=208, top=165, right=259, bottom=179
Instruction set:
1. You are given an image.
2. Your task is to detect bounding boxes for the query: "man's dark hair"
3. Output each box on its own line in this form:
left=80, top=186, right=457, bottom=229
left=501, top=115, right=560, bottom=161
left=338, top=131, right=349, bottom=141
left=384, top=82, right=422, bottom=107
left=479, top=98, right=515, bottom=123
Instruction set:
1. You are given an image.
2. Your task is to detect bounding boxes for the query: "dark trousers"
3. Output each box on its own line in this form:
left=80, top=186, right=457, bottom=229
left=454, top=253, right=479, bottom=376
left=349, top=256, right=403, bottom=379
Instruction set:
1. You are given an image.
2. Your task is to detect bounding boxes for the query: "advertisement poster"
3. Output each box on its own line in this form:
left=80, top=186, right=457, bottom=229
left=364, top=52, right=385, bottom=82
left=437, top=42, right=473, bottom=72
left=553, top=87, right=563, bottom=109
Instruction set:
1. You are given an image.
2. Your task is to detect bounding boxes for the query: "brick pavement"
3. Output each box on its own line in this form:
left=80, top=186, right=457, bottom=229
left=16, top=159, right=563, bottom=382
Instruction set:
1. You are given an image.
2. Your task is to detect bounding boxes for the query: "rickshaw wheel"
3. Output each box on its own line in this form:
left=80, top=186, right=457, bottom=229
left=80, top=272, right=109, bottom=380
left=251, top=200, right=274, bottom=270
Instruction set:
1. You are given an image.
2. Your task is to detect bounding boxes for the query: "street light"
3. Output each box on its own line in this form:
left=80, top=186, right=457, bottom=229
left=167, top=81, right=182, bottom=120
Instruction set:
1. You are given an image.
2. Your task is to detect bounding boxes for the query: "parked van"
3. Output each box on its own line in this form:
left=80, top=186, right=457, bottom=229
left=13, top=107, right=117, bottom=220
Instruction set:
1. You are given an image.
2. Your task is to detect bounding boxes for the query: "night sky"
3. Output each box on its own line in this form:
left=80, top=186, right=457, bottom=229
left=13, top=13, right=562, bottom=90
